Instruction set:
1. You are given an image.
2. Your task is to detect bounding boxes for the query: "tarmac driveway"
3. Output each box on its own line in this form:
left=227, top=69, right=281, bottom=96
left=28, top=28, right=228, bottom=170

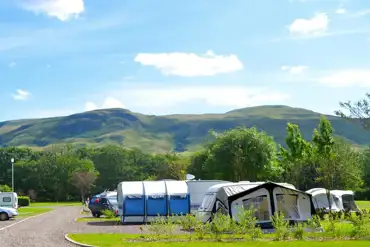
left=0, top=206, right=154, bottom=247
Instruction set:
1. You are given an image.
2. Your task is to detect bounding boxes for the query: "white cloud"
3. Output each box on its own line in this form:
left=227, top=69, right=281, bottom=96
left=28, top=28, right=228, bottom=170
left=318, top=69, right=370, bottom=87
left=134, top=50, right=244, bottom=77
left=113, top=85, right=289, bottom=110
left=12, top=89, right=31, bottom=100
left=20, top=0, right=84, bottom=21
left=353, top=9, right=370, bottom=18
left=84, top=96, right=126, bottom=111
left=8, top=62, right=16, bottom=68
left=281, top=65, right=308, bottom=74
left=336, top=8, right=346, bottom=14
left=288, top=13, right=329, bottom=36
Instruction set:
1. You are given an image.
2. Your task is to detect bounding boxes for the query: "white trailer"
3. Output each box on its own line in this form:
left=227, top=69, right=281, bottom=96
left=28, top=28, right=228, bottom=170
left=0, top=192, right=18, bottom=209
left=186, top=180, right=230, bottom=213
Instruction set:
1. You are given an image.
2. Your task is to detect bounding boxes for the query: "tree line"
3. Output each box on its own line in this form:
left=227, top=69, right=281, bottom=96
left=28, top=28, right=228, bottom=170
left=1, top=99, right=370, bottom=201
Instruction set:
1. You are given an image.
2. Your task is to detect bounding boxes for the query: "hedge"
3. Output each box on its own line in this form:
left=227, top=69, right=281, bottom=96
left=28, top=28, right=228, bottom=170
left=18, top=196, right=30, bottom=207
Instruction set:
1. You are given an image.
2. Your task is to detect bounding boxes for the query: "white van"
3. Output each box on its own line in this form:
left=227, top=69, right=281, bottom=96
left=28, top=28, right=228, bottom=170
left=0, top=192, right=18, bottom=209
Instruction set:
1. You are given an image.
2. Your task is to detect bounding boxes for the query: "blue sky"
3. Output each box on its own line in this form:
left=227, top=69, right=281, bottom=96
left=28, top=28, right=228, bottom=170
left=1, top=0, right=370, bottom=121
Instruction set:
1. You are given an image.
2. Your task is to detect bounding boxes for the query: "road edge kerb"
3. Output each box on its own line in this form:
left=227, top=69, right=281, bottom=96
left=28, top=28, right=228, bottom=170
left=64, top=234, right=99, bottom=247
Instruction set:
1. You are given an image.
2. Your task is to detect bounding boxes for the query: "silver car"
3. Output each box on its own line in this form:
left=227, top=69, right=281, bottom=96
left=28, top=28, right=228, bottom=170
left=0, top=207, right=18, bottom=221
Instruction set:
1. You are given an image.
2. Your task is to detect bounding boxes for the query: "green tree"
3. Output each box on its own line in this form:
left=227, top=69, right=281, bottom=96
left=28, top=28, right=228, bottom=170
left=335, top=93, right=370, bottom=129
left=193, top=127, right=280, bottom=182
left=279, top=123, right=314, bottom=189
left=153, top=153, right=189, bottom=180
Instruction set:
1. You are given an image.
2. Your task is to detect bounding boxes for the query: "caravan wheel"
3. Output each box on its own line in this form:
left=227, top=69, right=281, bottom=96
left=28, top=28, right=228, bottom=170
left=0, top=212, right=9, bottom=221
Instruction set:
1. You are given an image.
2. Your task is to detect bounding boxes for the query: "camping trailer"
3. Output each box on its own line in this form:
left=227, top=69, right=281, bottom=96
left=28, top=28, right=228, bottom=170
left=186, top=180, right=230, bottom=213
left=331, top=190, right=359, bottom=211
left=197, top=182, right=314, bottom=228
left=306, top=188, right=341, bottom=212
left=117, top=180, right=190, bottom=223
left=307, top=188, right=359, bottom=212
left=0, top=192, right=18, bottom=209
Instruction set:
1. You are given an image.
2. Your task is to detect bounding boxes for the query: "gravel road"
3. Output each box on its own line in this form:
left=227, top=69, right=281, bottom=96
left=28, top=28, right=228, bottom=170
left=0, top=206, right=160, bottom=247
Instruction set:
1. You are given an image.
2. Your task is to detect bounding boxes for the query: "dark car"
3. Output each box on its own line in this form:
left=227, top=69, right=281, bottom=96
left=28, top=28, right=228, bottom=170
left=88, top=192, right=118, bottom=218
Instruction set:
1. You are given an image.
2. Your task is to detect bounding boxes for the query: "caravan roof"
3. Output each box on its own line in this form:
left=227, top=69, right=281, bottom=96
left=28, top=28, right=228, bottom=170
left=306, top=188, right=327, bottom=196
left=331, top=190, right=355, bottom=196
left=207, top=181, right=296, bottom=195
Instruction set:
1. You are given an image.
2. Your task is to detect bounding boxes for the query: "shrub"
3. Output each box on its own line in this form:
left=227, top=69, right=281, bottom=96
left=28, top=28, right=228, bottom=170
left=194, top=221, right=210, bottom=240
left=292, top=222, right=305, bottom=240
left=210, top=212, right=233, bottom=241
left=235, top=206, right=262, bottom=240
left=349, top=213, right=370, bottom=239
left=180, top=214, right=198, bottom=232
left=101, top=209, right=116, bottom=219
left=271, top=211, right=289, bottom=241
left=18, top=196, right=30, bottom=207
left=0, top=184, right=12, bottom=192
left=307, top=215, right=322, bottom=229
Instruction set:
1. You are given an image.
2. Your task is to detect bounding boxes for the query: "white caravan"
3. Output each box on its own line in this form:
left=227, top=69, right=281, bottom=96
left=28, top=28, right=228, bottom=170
left=307, top=188, right=359, bottom=212
left=186, top=180, right=230, bottom=213
left=0, top=192, right=18, bottom=209
left=197, top=181, right=313, bottom=228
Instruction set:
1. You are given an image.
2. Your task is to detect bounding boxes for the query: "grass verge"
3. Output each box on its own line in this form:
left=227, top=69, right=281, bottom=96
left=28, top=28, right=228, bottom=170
left=17, top=207, right=53, bottom=217
left=30, top=202, right=81, bottom=207
left=356, top=201, right=370, bottom=209
left=76, top=217, right=120, bottom=223
left=67, top=234, right=370, bottom=247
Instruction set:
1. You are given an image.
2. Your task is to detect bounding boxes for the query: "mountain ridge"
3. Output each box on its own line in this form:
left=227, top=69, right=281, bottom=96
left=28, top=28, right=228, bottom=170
left=0, top=105, right=368, bottom=153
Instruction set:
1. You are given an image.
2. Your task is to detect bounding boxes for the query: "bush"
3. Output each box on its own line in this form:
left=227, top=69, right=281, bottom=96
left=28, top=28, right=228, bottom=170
left=101, top=209, right=116, bottom=219
left=271, top=211, right=289, bottom=241
left=292, top=223, right=305, bottom=240
left=0, top=184, right=12, bottom=192
left=349, top=213, right=370, bottom=239
left=18, top=196, right=30, bottom=207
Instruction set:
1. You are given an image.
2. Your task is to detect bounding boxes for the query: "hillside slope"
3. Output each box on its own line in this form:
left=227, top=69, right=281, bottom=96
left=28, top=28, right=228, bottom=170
left=0, top=105, right=369, bottom=153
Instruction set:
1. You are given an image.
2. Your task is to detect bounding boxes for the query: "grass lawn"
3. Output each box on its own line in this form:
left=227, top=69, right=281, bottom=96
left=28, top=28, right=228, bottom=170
left=67, top=234, right=370, bottom=247
left=76, top=217, right=120, bottom=222
left=17, top=207, right=53, bottom=217
left=356, top=201, right=370, bottom=209
left=30, top=202, right=81, bottom=207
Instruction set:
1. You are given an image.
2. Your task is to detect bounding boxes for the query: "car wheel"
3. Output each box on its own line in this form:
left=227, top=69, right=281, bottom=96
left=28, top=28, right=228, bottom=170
left=0, top=212, right=9, bottom=221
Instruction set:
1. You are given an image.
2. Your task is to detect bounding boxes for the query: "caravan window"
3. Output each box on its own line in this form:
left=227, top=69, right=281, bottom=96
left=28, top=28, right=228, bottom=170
left=275, top=194, right=299, bottom=219
left=199, top=194, right=215, bottom=211
left=242, top=195, right=270, bottom=221
left=342, top=194, right=357, bottom=211
left=2, top=197, right=11, bottom=203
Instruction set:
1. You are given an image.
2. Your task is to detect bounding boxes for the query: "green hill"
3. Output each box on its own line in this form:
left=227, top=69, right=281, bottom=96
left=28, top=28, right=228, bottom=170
left=0, top=105, right=369, bottom=153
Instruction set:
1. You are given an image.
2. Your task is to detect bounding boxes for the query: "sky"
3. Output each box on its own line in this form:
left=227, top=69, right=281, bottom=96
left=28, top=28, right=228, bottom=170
left=1, top=0, right=370, bottom=121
